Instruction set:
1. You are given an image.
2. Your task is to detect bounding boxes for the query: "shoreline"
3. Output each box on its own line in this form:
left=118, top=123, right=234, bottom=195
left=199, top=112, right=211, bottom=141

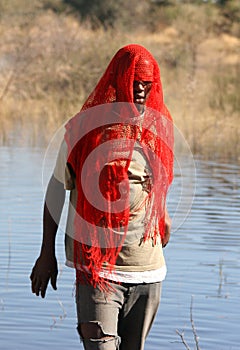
left=0, top=1, right=239, bottom=162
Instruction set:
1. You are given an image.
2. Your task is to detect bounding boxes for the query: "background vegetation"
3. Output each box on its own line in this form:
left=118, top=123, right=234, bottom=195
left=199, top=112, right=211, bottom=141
left=0, top=0, right=239, bottom=161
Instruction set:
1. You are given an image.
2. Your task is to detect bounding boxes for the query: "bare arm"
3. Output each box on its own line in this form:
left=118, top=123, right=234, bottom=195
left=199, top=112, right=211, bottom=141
left=30, top=175, right=66, bottom=298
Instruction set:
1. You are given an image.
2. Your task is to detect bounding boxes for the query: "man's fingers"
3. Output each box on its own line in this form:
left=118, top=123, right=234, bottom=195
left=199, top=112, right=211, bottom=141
left=33, top=276, right=42, bottom=296
left=51, top=272, right=58, bottom=291
left=30, top=258, right=58, bottom=297
left=30, top=272, right=40, bottom=295
left=30, top=269, right=34, bottom=281
left=30, top=271, right=50, bottom=297
left=40, top=278, right=50, bottom=298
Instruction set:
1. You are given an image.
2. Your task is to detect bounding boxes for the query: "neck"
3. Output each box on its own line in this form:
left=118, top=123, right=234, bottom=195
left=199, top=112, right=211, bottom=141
left=135, top=104, right=145, bottom=114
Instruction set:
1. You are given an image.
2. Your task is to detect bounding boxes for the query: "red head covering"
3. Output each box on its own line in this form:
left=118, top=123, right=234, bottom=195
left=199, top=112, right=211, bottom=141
left=80, top=44, right=164, bottom=113
left=64, top=44, right=174, bottom=288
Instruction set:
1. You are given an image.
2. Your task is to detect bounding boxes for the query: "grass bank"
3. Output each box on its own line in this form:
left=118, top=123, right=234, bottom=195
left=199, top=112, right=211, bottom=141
left=0, top=0, right=239, bottom=161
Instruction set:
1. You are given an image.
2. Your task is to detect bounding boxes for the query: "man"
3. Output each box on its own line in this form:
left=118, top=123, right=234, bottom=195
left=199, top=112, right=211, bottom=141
left=30, top=44, right=174, bottom=350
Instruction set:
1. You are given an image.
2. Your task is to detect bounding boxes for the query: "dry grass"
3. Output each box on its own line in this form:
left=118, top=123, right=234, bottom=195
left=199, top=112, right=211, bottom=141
left=0, top=1, right=239, bottom=161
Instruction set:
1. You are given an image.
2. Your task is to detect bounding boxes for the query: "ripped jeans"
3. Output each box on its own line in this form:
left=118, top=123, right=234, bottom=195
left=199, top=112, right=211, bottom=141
left=75, top=280, right=162, bottom=350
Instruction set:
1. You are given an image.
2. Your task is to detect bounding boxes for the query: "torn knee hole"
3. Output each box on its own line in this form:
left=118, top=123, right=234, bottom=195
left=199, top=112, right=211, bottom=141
left=77, top=322, right=114, bottom=341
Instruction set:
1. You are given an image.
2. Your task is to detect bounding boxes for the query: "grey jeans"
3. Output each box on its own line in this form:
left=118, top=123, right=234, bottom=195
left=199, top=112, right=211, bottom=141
left=75, top=280, right=162, bottom=350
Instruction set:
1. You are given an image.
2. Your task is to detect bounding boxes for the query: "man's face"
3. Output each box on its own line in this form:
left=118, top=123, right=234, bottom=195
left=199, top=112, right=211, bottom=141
left=133, top=81, right=152, bottom=113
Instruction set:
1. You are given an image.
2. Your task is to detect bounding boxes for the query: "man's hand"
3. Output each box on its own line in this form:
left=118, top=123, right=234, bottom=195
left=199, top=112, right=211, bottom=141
left=30, top=175, right=65, bottom=298
left=30, top=253, right=58, bottom=298
left=162, top=209, right=171, bottom=248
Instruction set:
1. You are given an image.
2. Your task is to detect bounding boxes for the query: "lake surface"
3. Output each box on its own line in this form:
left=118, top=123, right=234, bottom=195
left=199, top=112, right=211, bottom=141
left=0, top=145, right=239, bottom=349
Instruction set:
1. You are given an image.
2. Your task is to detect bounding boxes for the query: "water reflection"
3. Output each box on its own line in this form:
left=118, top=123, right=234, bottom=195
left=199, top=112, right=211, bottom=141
left=0, top=146, right=240, bottom=350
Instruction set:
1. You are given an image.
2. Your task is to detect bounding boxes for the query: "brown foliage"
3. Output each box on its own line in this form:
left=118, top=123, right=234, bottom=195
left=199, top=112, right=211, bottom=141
left=0, top=1, right=239, bottom=160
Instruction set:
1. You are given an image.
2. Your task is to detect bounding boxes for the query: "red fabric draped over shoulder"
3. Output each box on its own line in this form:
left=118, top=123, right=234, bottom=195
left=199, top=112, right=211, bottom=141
left=64, top=44, right=174, bottom=288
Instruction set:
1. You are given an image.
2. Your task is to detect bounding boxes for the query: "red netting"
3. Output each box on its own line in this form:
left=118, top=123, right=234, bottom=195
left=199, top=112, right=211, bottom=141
left=64, top=44, right=174, bottom=288
left=80, top=44, right=164, bottom=112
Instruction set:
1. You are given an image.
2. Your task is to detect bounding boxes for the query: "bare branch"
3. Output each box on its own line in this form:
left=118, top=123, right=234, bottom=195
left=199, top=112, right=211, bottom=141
left=190, top=295, right=201, bottom=350
left=176, top=329, right=191, bottom=350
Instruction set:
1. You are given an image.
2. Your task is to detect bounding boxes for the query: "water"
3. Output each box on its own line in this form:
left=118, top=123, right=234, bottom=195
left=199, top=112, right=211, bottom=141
left=0, top=146, right=239, bottom=349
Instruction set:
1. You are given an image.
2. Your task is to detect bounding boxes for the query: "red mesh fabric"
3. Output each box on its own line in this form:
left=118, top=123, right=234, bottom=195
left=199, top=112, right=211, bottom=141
left=80, top=44, right=164, bottom=113
left=64, top=44, right=174, bottom=288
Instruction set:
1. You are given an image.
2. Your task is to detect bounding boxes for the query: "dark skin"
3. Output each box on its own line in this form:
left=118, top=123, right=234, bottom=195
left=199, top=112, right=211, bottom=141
left=30, top=175, right=65, bottom=298
left=163, top=207, right=171, bottom=248
left=133, top=80, right=152, bottom=114
left=30, top=81, right=171, bottom=298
